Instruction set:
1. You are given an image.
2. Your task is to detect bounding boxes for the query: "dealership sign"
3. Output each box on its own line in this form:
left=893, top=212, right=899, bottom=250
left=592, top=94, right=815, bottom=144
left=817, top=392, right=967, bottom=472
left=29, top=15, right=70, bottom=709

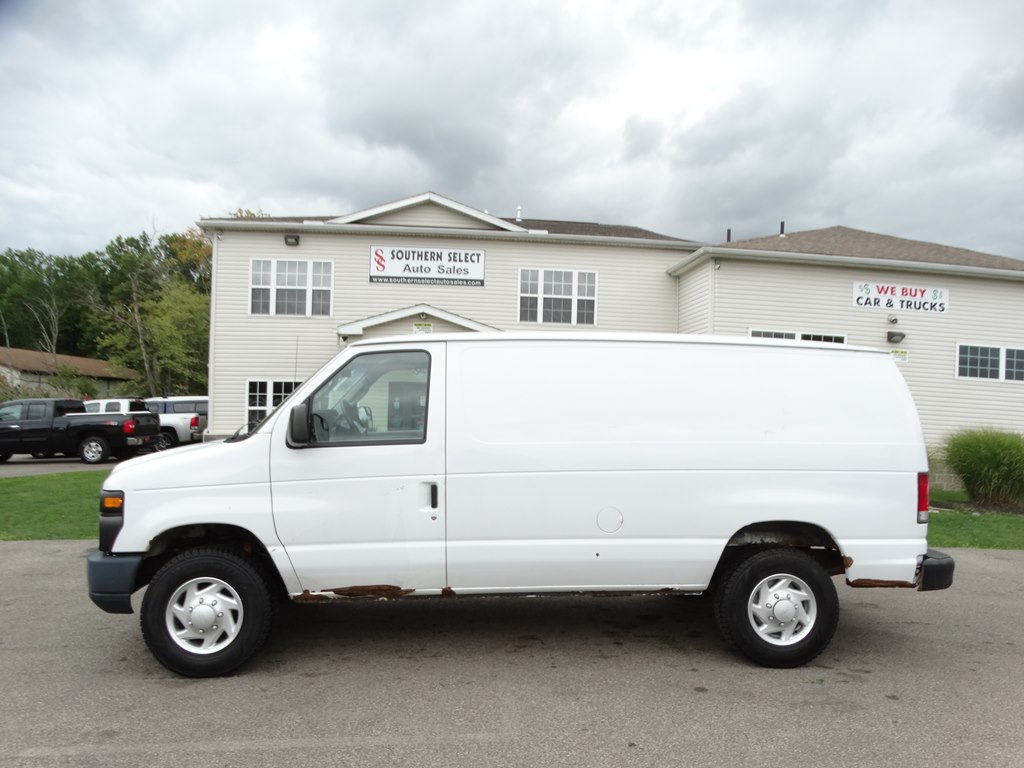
left=853, top=281, right=949, bottom=313
left=370, top=245, right=485, bottom=286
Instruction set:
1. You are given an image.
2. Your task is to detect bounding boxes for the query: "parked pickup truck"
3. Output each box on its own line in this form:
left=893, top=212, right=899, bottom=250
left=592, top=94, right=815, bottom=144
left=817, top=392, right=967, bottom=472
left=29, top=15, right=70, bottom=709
left=144, top=396, right=208, bottom=449
left=0, top=398, right=159, bottom=464
left=84, top=397, right=204, bottom=451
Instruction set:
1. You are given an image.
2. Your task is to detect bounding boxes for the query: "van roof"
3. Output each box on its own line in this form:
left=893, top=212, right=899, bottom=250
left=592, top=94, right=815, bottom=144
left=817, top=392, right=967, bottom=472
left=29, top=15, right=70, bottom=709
left=347, top=332, right=888, bottom=355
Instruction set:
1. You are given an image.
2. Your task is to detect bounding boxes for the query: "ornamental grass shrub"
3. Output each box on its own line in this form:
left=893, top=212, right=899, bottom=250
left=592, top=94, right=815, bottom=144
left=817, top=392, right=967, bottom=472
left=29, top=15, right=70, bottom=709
left=943, top=429, right=1024, bottom=507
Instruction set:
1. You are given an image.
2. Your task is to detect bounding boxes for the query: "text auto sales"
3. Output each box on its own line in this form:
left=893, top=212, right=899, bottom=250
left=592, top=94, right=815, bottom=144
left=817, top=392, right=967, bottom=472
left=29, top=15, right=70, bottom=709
left=370, top=246, right=486, bottom=286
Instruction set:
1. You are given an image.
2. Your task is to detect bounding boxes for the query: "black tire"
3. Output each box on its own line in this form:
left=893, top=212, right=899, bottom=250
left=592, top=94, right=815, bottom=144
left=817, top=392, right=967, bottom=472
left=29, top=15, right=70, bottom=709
left=78, top=436, right=110, bottom=464
left=140, top=547, right=275, bottom=677
left=153, top=431, right=177, bottom=451
left=714, top=548, right=839, bottom=668
left=0, top=453, right=11, bottom=463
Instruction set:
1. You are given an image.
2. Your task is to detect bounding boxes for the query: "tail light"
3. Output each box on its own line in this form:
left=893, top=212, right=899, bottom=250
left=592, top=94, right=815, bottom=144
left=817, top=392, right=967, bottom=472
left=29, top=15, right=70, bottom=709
left=190, top=416, right=199, bottom=430
left=917, top=472, right=929, bottom=524
left=123, top=419, right=137, bottom=435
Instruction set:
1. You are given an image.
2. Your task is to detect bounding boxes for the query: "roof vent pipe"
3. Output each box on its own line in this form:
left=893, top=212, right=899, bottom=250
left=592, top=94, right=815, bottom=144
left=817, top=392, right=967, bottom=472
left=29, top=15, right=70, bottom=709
left=516, top=206, right=522, bottom=222
left=726, top=228, right=732, bottom=243
left=780, top=221, right=786, bottom=237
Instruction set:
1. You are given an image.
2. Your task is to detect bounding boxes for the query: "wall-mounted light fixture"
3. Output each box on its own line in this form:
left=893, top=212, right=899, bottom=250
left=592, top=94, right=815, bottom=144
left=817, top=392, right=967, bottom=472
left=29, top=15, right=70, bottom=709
left=887, top=331, right=906, bottom=344
left=284, top=234, right=300, bottom=247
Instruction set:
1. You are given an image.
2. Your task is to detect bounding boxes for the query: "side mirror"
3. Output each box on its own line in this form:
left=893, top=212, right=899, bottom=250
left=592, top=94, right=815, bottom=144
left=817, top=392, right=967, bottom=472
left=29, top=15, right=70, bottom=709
left=288, top=402, right=310, bottom=446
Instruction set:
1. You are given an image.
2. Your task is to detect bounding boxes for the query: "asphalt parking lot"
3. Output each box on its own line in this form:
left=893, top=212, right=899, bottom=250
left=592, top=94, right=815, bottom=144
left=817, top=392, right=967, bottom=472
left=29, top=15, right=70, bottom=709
left=0, top=454, right=117, bottom=477
left=0, top=541, right=1021, bottom=767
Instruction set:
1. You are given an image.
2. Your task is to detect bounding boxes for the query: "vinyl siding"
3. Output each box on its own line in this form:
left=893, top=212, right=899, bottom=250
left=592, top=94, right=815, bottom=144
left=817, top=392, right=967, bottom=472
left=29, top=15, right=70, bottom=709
left=361, top=205, right=495, bottom=229
left=677, top=261, right=713, bottom=333
left=208, top=228, right=691, bottom=434
left=708, top=258, right=1024, bottom=446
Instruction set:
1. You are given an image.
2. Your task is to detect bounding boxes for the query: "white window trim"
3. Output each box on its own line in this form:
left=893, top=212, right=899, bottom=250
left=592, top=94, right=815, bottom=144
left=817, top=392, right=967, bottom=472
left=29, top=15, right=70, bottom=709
left=955, top=342, right=1024, bottom=382
left=246, top=379, right=301, bottom=424
left=250, top=259, right=333, bottom=317
left=518, top=268, right=598, bottom=326
left=749, top=329, right=847, bottom=344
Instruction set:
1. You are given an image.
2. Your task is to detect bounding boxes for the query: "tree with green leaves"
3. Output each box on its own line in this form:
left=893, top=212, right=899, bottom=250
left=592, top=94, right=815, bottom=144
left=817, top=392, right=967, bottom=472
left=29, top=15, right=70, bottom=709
left=2, top=225, right=213, bottom=398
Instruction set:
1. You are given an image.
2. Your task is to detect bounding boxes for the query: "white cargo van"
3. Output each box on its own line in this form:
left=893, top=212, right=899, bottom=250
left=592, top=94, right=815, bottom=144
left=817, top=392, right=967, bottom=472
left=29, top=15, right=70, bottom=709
left=87, top=334, right=953, bottom=676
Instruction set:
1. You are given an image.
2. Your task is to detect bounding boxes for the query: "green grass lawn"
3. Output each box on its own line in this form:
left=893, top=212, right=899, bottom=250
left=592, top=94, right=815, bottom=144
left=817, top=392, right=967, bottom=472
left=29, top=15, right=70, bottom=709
left=0, top=471, right=110, bottom=541
left=927, top=488, right=1024, bottom=549
left=1, top=472, right=1022, bottom=549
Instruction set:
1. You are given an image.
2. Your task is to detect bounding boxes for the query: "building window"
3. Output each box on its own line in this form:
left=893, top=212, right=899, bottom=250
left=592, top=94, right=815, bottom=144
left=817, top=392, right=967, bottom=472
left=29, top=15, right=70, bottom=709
left=957, top=344, right=1024, bottom=381
left=519, top=268, right=597, bottom=325
left=750, top=330, right=845, bottom=343
left=800, top=333, right=846, bottom=344
left=247, top=380, right=300, bottom=425
left=1006, top=349, right=1024, bottom=381
left=251, top=259, right=332, bottom=317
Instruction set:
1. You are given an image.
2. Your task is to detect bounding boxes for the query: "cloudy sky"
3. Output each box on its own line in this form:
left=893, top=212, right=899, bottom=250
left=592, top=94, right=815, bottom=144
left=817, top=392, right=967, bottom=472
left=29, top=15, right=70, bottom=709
left=1, top=0, right=1021, bottom=258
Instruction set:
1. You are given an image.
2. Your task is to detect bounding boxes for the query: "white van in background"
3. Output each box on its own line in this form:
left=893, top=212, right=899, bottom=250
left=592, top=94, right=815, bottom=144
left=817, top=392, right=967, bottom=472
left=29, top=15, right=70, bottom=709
left=87, top=333, right=954, bottom=676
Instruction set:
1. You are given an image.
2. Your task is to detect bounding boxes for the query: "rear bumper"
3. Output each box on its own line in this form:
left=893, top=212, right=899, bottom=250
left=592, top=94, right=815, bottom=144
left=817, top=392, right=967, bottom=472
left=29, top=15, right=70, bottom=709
left=918, top=548, right=955, bottom=591
left=87, top=549, right=142, bottom=613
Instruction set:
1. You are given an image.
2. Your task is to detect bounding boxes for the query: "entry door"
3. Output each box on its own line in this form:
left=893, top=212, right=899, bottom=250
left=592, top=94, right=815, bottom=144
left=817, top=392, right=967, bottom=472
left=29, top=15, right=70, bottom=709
left=269, top=344, right=446, bottom=595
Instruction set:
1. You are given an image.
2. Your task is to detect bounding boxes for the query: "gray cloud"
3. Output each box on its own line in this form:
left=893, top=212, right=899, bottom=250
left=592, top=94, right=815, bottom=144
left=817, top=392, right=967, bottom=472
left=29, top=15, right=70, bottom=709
left=0, top=0, right=1022, bottom=259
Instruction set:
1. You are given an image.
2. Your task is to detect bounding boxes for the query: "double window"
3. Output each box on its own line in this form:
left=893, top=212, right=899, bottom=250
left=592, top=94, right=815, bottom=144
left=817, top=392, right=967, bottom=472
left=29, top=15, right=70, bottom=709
left=750, top=330, right=846, bottom=344
left=957, top=344, right=1024, bottom=381
left=247, top=380, right=301, bottom=426
left=251, top=259, right=332, bottom=316
left=519, top=269, right=597, bottom=325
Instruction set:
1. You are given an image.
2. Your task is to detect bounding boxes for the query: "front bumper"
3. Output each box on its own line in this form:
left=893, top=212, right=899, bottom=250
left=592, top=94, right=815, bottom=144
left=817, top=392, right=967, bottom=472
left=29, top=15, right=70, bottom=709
left=87, top=549, right=143, bottom=613
left=919, top=548, right=955, bottom=591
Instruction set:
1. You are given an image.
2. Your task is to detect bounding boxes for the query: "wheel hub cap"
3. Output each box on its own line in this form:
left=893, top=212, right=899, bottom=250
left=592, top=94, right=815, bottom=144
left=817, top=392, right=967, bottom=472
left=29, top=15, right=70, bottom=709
left=748, top=574, right=818, bottom=646
left=189, top=600, right=219, bottom=632
left=165, top=577, right=243, bottom=654
left=769, top=596, right=797, bottom=624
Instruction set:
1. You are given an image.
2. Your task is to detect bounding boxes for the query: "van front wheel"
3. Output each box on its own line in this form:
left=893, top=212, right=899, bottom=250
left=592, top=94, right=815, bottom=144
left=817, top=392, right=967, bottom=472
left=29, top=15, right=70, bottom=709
left=140, top=548, right=275, bottom=677
left=714, top=548, right=838, bottom=668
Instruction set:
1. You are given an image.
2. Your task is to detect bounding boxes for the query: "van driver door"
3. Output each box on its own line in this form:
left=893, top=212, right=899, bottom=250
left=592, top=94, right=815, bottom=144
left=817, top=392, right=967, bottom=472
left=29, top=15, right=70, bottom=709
left=269, top=344, right=446, bottom=595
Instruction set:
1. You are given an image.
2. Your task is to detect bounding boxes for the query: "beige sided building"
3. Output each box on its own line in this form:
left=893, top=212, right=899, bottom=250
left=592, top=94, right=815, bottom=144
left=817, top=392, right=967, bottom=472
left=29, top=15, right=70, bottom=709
left=202, top=193, right=1024, bottom=448
left=672, top=227, right=1024, bottom=447
left=201, top=192, right=702, bottom=436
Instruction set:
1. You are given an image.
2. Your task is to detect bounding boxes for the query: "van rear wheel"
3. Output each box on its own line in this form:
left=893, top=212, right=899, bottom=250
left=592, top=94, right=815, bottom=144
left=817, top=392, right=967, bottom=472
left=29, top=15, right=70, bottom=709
left=140, top=547, right=275, bottom=677
left=714, top=548, right=838, bottom=668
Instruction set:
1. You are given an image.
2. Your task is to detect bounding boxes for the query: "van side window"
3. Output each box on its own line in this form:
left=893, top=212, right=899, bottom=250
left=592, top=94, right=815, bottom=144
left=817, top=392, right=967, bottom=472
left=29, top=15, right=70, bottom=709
left=309, top=351, right=430, bottom=445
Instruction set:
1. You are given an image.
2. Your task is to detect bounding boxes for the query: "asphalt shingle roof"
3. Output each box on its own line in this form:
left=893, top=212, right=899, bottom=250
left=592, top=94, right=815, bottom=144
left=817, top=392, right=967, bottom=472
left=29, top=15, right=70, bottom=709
left=0, top=347, right=132, bottom=380
left=501, top=218, right=683, bottom=241
left=721, top=226, right=1024, bottom=272
left=216, top=215, right=685, bottom=242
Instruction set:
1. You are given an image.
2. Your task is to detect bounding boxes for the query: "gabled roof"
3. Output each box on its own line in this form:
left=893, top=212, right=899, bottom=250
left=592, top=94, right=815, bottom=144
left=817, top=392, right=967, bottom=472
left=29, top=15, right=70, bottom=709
left=336, top=304, right=500, bottom=339
left=721, top=226, right=1024, bottom=272
left=328, top=192, right=528, bottom=232
left=199, top=192, right=697, bottom=246
left=669, top=225, right=1024, bottom=278
left=0, top=347, right=133, bottom=380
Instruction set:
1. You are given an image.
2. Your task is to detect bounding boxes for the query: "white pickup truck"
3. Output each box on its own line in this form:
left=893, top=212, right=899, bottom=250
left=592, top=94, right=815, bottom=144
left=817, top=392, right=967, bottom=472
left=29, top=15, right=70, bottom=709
left=87, top=334, right=954, bottom=677
left=143, top=397, right=208, bottom=449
